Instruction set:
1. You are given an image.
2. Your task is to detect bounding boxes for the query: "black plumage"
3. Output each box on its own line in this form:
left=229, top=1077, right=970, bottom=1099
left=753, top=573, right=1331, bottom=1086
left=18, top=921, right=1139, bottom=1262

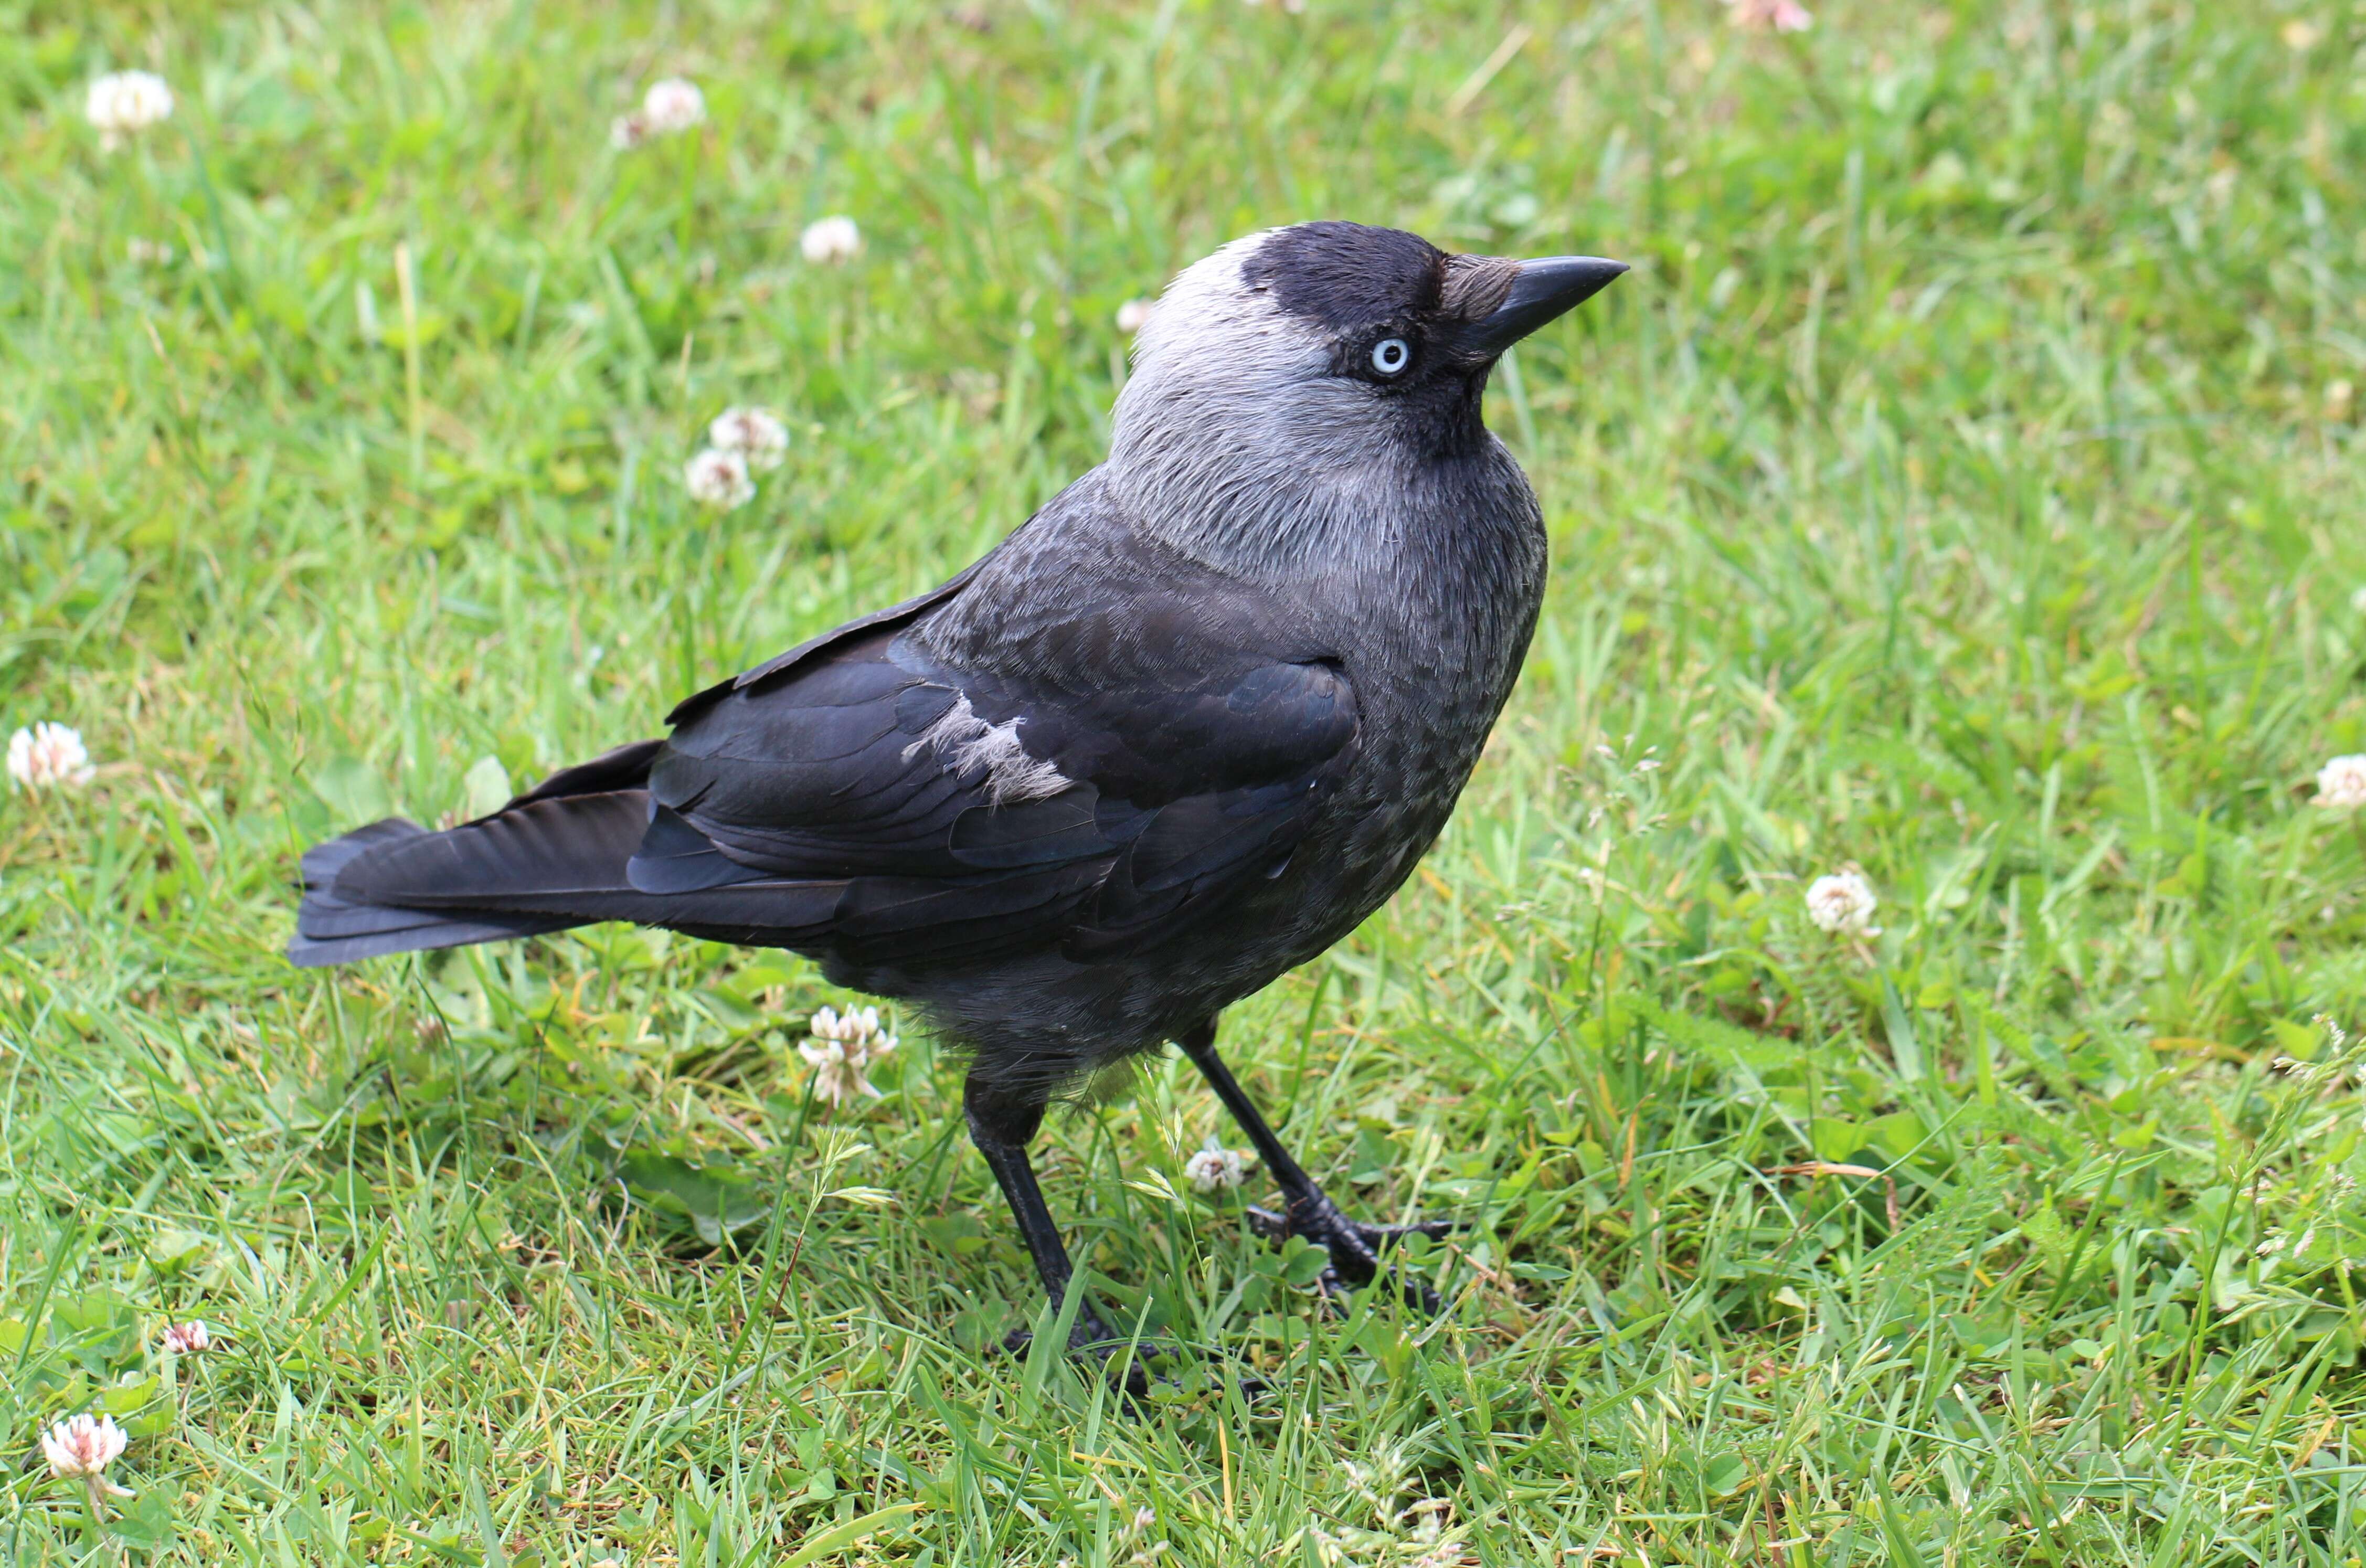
left=291, top=221, right=1624, bottom=1362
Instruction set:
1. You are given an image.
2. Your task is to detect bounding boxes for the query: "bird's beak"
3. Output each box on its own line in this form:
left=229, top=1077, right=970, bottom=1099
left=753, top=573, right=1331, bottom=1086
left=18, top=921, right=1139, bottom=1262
left=1464, top=256, right=1629, bottom=357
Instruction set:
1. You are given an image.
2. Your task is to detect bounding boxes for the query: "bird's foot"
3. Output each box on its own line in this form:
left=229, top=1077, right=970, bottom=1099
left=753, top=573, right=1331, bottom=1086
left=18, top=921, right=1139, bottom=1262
left=1001, top=1312, right=1260, bottom=1402
left=1246, top=1192, right=1456, bottom=1313
left=1000, top=1304, right=1141, bottom=1368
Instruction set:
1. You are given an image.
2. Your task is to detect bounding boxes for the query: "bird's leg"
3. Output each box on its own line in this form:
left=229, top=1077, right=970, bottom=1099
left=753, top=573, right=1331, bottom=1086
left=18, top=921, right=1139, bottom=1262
left=1178, top=1021, right=1453, bottom=1312
left=962, top=1072, right=1122, bottom=1354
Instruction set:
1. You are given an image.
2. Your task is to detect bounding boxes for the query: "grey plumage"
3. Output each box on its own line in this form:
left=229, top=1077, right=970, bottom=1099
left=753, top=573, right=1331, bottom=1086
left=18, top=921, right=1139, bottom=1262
left=290, top=220, right=1624, bottom=1368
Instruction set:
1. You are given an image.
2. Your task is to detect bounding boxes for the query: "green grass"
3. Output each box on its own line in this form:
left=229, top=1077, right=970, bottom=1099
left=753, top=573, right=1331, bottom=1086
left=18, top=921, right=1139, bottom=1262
left=4, top=0, right=2366, bottom=1561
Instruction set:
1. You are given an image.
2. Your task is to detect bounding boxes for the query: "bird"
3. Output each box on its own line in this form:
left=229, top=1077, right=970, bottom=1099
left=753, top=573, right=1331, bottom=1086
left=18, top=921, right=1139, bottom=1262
left=290, top=220, right=1625, bottom=1365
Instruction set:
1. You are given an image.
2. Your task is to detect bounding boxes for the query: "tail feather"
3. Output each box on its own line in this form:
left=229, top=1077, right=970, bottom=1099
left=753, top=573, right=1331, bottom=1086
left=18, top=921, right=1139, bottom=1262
left=290, top=779, right=848, bottom=969
left=289, top=790, right=654, bottom=969
left=287, top=907, right=579, bottom=968
left=299, top=815, right=423, bottom=886
left=338, top=793, right=651, bottom=906
left=288, top=816, right=583, bottom=967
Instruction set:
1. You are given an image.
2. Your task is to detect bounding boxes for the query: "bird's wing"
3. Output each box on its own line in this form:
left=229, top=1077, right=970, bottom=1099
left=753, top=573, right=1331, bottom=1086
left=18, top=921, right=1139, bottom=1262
left=662, top=559, right=984, bottom=728
left=635, top=584, right=1356, bottom=969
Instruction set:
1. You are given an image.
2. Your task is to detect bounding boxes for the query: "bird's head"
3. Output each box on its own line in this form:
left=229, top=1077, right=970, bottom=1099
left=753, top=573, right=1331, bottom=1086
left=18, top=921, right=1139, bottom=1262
left=1106, top=221, right=1625, bottom=569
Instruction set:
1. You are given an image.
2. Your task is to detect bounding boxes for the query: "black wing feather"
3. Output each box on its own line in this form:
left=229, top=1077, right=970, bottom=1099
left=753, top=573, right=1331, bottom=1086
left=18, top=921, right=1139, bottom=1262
left=624, top=579, right=1357, bottom=968
left=292, top=531, right=1357, bottom=976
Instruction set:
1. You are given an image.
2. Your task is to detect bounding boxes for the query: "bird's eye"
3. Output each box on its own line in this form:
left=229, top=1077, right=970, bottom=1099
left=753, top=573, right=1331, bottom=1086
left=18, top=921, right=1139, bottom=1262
left=1370, top=337, right=1411, bottom=376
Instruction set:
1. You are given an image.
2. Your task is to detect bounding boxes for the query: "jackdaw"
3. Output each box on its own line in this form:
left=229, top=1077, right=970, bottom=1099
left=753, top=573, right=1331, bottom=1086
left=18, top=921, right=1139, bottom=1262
left=291, top=220, right=1625, bottom=1357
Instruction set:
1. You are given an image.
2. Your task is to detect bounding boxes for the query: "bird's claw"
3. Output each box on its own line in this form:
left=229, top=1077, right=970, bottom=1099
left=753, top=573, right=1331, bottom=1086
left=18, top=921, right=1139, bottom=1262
left=1001, top=1317, right=1266, bottom=1403
left=1244, top=1194, right=1457, bottom=1314
left=1000, top=1306, right=1123, bottom=1354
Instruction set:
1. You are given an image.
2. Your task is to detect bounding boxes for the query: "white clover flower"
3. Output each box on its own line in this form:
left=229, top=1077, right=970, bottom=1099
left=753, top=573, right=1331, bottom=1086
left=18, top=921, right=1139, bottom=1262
left=86, top=72, right=175, bottom=150
left=160, top=1320, right=210, bottom=1355
left=707, top=406, right=791, bottom=472
left=1183, top=1138, right=1250, bottom=1193
left=683, top=447, right=755, bottom=511
left=1803, top=870, right=1877, bottom=935
left=2317, top=755, right=2366, bottom=811
left=8, top=722, right=96, bottom=791
left=799, top=1004, right=898, bottom=1107
left=1115, top=299, right=1155, bottom=334
left=800, top=215, right=863, bottom=266
left=642, top=77, right=706, bottom=135
left=609, top=113, right=649, bottom=151
left=41, top=1414, right=132, bottom=1497
left=1725, top=0, right=1812, bottom=29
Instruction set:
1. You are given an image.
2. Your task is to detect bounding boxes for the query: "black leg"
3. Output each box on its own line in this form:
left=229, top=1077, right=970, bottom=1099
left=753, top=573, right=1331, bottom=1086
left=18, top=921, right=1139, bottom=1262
left=962, top=1071, right=1120, bottom=1351
left=1179, top=1020, right=1453, bottom=1311
left=966, top=1067, right=1266, bottom=1403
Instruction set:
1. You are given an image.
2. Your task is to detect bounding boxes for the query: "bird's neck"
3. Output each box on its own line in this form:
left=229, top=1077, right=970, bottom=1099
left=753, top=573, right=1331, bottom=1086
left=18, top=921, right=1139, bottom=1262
left=1102, top=435, right=1542, bottom=611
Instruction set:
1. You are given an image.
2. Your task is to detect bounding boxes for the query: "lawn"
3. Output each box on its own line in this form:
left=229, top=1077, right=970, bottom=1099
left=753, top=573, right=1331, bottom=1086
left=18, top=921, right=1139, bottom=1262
left=5, top=0, right=2366, bottom=1562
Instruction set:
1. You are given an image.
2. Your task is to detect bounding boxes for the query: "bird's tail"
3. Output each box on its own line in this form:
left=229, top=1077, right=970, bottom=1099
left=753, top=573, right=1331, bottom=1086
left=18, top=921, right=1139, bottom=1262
left=287, top=740, right=665, bottom=968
